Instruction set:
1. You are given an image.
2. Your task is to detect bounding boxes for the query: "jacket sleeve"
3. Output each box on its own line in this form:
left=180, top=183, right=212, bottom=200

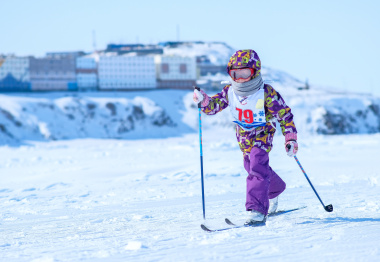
left=265, top=85, right=297, bottom=136
left=201, top=85, right=230, bottom=115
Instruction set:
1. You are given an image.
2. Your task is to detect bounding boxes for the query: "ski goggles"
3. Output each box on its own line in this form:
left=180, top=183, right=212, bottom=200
left=229, top=68, right=255, bottom=81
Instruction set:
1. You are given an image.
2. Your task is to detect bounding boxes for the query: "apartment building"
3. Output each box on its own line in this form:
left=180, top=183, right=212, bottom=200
left=0, top=55, right=31, bottom=91
left=0, top=43, right=209, bottom=92
left=154, top=55, right=196, bottom=89
left=76, top=54, right=98, bottom=91
left=30, top=52, right=83, bottom=91
left=98, top=53, right=156, bottom=90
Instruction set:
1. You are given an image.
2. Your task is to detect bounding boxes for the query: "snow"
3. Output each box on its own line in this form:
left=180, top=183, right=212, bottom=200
left=0, top=91, right=193, bottom=144
left=1, top=57, right=380, bottom=260
left=1, top=116, right=380, bottom=261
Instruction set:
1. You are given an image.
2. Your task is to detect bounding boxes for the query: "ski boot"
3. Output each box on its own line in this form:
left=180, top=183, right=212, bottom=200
left=244, top=210, right=266, bottom=226
left=268, top=196, right=279, bottom=214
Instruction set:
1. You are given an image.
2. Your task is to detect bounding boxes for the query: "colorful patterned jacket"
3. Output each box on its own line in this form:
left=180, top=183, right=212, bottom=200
left=201, top=84, right=297, bottom=157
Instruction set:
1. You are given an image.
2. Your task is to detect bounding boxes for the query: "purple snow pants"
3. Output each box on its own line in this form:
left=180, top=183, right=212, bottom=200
left=244, top=147, right=286, bottom=216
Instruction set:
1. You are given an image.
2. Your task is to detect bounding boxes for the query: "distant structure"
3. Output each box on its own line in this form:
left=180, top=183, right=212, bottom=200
left=155, top=55, right=196, bottom=89
left=92, top=30, right=97, bottom=53
left=159, top=41, right=232, bottom=77
left=0, top=55, right=31, bottom=91
left=105, top=44, right=163, bottom=55
left=0, top=41, right=232, bottom=92
left=196, top=55, right=226, bottom=76
left=98, top=53, right=156, bottom=90
left=30, top=52, right=84, bottom=91
left=158, top=41, right=205, bottom=48
left=177, top=25, right=180, bottom=42
left=298, top=79, right=310, bottom=90
left=76, top=53, right=99, bottom=91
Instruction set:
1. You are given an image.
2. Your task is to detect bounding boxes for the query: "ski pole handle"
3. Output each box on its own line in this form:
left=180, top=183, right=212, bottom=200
left=194, top=86, right=202, bottom=109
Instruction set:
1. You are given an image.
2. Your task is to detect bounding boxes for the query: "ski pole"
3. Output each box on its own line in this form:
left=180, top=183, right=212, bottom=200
left=195, top=86, right=206, bottom=220
left=292, top=154, right=333, bottom=212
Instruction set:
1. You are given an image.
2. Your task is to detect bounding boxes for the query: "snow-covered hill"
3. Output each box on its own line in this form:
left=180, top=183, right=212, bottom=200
left=1, top=84, right=380, bottom=145
left=183, top=89, right=380, bottom=135
left=1, top=42, right=380, bottom=144
left=0, top=91, right=190, bottom=145
left=164, top=42, right=380, bottom=135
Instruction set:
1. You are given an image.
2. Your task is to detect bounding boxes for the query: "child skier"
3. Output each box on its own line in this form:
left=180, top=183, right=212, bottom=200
left=193, top=49, right=298, bottom=225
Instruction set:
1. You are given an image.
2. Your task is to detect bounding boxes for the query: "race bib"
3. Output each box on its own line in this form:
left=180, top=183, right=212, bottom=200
left=228, top=87, right=266, bottom=131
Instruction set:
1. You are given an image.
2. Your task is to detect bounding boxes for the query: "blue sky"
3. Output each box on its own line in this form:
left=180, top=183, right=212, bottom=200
left=1, top=0, right=379, bottom=95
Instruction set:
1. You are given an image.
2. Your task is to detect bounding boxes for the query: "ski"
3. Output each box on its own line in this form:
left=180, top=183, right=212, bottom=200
left=200, top=206, right=306, bottom=232
left=201, top=221, right=265, bottom=232
left=225, top=206, right=307, bottom=226
left=268, top=206, right=307, bottom=217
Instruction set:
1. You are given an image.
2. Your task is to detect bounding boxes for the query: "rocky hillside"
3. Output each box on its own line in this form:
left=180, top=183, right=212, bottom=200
left=0, top=92, right=183, bottom=144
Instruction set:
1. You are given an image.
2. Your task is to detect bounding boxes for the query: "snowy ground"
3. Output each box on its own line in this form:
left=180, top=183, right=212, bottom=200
left=1, top=128, right=380, bottom=261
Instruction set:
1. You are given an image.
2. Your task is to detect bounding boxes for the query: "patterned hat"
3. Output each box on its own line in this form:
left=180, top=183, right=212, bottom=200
left=227, top=49, right=261, bottom=79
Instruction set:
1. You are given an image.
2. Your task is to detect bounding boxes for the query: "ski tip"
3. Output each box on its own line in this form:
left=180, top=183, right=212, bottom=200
left=200, top=224, right=213, bottom=232
left=225, top=218, right=236, bottom=226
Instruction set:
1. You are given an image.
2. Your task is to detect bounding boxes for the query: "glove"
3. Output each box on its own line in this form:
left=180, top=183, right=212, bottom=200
left=193, top=89, right=204, bottom=103
left=285, top=141, right=298, bottom=157
left=285, top=133, right=298, bottom=157
left=193, top=88, right=210, bottom=107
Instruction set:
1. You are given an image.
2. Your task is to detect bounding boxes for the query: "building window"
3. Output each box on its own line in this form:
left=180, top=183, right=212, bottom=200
left=161, top=63, right=169, bottom=73
left=180, top=64, right=187, bottom=74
